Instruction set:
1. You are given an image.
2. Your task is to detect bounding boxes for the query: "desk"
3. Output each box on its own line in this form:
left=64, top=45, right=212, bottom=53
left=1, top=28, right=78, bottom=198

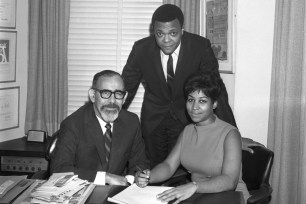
left=86, top=185, right=244, bottom=204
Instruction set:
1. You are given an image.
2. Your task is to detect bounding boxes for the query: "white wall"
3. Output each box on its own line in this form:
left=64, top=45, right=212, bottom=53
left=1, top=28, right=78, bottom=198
left=0, top=0, right=28, bottom=142
left=234, top=0, right=275, bottom=146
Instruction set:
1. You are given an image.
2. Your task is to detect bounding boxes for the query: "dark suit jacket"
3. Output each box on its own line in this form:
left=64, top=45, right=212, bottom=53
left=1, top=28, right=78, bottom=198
left=122, top=31, right=236, bottom=138
left=50, top=102, right=149, bottom=182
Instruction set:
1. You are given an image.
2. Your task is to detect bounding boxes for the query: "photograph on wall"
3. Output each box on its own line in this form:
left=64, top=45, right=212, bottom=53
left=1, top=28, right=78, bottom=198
left=204, top=0, right=235, bottom=73
left=0, top=87, right=19, bottom=131
left=206, top=0, right=228, bottom=61
left=0, top=0, right=16, bottom=28
left=0, top=31, right=16, bottom=82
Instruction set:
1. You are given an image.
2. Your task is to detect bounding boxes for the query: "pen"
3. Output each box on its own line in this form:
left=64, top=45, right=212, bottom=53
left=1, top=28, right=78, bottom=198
left=136, top=165, right=144, bottom=173
left=136, top=166, right=150, bottom=179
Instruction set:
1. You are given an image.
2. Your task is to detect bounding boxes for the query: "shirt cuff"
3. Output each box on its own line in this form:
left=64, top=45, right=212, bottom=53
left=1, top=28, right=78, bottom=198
left=94, top=171, right=106, bottom=185
left=125, top=175, right=135, bottom=184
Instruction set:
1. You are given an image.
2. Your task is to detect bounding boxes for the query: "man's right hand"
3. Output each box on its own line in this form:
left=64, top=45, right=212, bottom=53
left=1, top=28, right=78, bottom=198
left=105, top=173, right=128, bottom=186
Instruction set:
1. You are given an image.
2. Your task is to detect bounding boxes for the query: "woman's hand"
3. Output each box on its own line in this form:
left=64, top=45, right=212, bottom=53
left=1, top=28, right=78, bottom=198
left=135, top=169, right=150, bottom=188
left=156, top=182, right=197, bottom=204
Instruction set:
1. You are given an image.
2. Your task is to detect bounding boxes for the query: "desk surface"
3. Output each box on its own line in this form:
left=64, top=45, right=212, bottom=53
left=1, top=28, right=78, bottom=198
left=87, top=185, right=244, bottom=204
left=8, top=181, right=243, bottom=204
left=0, top=137, right=50, bottom=157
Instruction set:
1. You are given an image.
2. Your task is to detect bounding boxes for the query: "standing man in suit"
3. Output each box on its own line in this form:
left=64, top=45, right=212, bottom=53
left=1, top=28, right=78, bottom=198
left=122, top=4, right=260, bottom=168
left=51, top=70, right=149, bottom=185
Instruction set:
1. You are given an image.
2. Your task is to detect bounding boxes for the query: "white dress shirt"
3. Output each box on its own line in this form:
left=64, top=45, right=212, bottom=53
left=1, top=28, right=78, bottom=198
left=160, top=43, right=181, bottom=81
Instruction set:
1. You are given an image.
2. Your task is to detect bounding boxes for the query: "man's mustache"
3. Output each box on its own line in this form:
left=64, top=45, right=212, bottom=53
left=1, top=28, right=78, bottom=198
left=102, top=103, right=120, bottom=110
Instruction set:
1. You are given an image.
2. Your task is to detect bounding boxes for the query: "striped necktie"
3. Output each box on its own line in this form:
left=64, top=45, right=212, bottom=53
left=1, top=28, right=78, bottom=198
left=167, top=54, right=174, bottom=93
left=104, top=123, right=112, bottom=164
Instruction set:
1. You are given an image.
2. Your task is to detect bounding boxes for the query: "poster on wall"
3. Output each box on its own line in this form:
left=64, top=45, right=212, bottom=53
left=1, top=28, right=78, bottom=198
left=0, top=87, right=19, bottom=131
left=0, top=0, right=16, bottom=28
left=204, top=0, right=236, bottom=73
left=0, top=31, right=16, bottom=82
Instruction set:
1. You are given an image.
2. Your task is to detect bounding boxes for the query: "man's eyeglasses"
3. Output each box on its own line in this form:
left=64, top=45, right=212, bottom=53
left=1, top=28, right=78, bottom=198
left=93, top=88, right=126, bottom=99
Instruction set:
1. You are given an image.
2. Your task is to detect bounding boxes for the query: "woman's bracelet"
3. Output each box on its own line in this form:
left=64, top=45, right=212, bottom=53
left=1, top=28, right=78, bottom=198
left=192, top=181, right=198, bottom=192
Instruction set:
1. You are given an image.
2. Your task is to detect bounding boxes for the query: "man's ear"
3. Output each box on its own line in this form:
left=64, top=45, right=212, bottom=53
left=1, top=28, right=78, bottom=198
left=213, top=101, right=218, bottom=110
left=88, top=89, right=96, bottom=103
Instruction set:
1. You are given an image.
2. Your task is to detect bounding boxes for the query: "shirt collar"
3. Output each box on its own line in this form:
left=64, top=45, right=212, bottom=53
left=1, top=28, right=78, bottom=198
left=96, top=115, right=113, bottom=132
left=160, top=42, right=181, bottom=58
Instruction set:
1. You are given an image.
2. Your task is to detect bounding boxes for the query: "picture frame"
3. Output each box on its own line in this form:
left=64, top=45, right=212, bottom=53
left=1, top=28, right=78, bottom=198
left=0, top=0, right=16, bottom=29
left=0, top=31, right=17, bottom=82
left=201, top=0, right=236, bottom=73
left=27, top=130, right=47, bottom=143
left=0, top=86, right=19, bottom=131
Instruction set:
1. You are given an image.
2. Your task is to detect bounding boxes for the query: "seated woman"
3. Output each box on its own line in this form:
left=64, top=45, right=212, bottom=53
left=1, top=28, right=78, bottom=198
left=135, top=70, right=250, bottom=204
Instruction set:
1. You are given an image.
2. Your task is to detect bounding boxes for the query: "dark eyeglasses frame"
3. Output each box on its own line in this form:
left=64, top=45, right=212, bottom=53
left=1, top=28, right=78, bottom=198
left=93, top=88, right=126, bottom=99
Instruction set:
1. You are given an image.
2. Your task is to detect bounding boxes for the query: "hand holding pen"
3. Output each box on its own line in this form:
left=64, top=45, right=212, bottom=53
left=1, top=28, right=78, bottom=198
left=135, top=166, right=150, bottom=188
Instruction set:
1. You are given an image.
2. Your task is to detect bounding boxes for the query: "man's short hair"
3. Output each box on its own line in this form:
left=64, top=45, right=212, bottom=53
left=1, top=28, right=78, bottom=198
left=92, top=70, right=125, bottom=90
left=152, top=4, right=184, bottom=27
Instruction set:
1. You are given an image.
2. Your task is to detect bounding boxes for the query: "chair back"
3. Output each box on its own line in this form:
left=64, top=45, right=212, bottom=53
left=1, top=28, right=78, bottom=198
left=242, top=146, right=274, bottom=191
left=46, top=130, right=60, bottom=161
left=31, top=130, right=60, bottom=180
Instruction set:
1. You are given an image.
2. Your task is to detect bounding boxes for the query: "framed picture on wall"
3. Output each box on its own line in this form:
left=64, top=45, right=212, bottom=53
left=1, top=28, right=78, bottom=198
left=0, top=0, right=16, bottom=29
left=0, top=31, right=17, bottom=82
left=0, top=87, right=19, bottom=131
left=201, top=0, right=236, bottom=73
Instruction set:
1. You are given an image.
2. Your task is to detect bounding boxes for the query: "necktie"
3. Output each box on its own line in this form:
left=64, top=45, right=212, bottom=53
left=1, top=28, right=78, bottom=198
left=167, top=54, right=174, bottom=93
left=104, top=123, right=112, bottom=164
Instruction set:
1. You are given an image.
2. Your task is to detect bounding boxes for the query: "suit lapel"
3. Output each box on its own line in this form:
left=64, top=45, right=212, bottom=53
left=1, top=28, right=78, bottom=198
left=107, top=117, right=121, bottom=172
left=171, top=41, right=186, bottom=95
left=154, top=47, right=168, bottom=87
left=85, top=106, right=107, bottom=170
left=175, top=42, right=185, bottom=77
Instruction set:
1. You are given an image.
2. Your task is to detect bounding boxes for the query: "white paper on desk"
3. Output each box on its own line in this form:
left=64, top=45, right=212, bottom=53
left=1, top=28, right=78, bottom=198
left=108, top=184, right=173, bottom=204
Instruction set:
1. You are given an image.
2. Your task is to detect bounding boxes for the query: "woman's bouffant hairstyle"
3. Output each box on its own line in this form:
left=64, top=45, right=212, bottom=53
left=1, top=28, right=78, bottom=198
left=184, top=70, right=223, bottom=103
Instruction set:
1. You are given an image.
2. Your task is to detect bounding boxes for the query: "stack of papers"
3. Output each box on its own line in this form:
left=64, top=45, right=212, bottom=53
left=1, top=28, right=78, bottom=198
left=30, top=173, right=95, bottom=204
left=0, top=176, right=34, bottom=204
left=108, top=184, right=173, bottom=204
left=0, top=175, right=27, bottom=199
left=12, top=180, right=45, bottom=204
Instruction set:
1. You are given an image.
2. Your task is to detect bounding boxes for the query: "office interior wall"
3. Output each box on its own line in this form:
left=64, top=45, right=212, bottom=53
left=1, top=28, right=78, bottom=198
left=234, top=0, right=275, bottom=146
left=0, top=0, right=28, bottom=142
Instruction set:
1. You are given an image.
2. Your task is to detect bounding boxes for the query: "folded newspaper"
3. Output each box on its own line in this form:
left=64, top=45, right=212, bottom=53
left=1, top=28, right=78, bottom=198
left=30, top=172, right=95, bottom=204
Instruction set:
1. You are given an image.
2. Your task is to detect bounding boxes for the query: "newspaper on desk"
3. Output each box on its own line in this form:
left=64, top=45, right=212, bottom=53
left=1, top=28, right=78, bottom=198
left=30, top=172, right=95, bottom=204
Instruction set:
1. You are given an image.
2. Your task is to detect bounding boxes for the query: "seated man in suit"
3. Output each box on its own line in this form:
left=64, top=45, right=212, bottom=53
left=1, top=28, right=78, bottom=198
left=51, top=70, right=149, bottom=185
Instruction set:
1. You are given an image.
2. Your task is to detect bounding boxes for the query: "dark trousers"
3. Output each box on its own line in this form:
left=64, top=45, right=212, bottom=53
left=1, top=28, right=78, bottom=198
left=145, top=112, right=185, bottom=168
